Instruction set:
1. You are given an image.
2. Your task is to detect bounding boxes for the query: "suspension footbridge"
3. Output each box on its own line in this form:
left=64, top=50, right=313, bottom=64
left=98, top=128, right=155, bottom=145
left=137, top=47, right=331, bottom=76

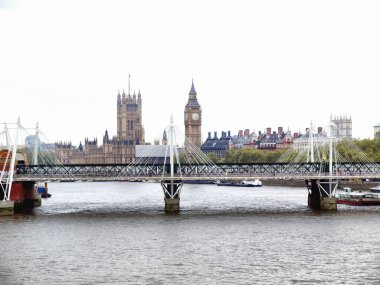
left=1, top=118, right=380, bottom=215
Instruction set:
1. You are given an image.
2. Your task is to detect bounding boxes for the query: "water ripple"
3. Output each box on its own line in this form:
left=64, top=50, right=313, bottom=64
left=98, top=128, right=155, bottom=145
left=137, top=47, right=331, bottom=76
left=1, top=182, right=380, bottom=284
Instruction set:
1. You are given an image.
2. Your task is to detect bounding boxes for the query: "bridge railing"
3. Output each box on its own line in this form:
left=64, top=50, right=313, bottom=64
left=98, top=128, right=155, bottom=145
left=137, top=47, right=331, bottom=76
left=10, top=162, right=380, bottom=181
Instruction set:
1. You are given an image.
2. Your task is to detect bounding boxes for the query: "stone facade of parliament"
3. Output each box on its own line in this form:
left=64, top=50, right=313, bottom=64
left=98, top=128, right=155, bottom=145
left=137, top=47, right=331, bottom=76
left=56, top=80, right=202, bottom=164
left=56, top=88, right=145, bottom=164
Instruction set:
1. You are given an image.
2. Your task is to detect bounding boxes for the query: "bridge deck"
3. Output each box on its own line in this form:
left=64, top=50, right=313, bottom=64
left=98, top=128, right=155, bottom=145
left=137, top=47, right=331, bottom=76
left=4, top=162, right=380, bottom=182
left=10, top=174, right=380, bottom=182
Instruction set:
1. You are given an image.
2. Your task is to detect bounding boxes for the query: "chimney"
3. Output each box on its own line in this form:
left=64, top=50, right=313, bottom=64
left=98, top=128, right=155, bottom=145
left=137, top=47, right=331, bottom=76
left=318, top=127, right=322, bottom=134
left=294, top=132, right=299, bottom=139
left=266, top=128, right=271, bottom=136
left=238, top=130, right=243, bottom=138
left=228, top=131, right=231, bottom=137
left=278, top=127, right=283, bottom=135
left=244, top=129, right=250, bottom=137
left=208, top=132, right=211, bottom=139
left=213, top=131, right=218, bottom=140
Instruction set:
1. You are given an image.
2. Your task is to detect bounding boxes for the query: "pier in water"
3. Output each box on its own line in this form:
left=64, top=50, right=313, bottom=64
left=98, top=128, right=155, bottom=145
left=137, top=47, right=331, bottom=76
left=1, top=181, right=380, bottom=284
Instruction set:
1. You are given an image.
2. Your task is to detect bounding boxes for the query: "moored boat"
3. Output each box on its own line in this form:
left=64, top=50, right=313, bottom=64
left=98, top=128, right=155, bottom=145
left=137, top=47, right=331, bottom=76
left=35, top=182, right=51, bottom=198
left=336, top=187, right=380, bottom=206
left=217, top=179, right=262, bottom=187
left=370, top=185, right=380, bottom=192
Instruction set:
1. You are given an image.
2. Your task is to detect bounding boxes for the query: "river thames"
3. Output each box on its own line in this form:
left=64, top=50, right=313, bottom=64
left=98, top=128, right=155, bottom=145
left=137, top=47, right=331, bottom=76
left=1, top=182, right=380, bottom=284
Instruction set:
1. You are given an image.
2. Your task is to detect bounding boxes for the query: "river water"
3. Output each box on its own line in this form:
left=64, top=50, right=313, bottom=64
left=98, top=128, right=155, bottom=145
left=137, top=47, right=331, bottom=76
left=1, top=182, right=380, bottom=284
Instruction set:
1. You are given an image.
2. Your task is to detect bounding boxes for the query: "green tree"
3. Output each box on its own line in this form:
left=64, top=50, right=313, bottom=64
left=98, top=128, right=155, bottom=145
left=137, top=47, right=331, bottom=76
left=206, top=152, right=219, bottom=163
left=239, top=148, right=265, bottom=163
left=265, top=149, right=286, bottom=163
left=335, top=138, right=380, bottom=162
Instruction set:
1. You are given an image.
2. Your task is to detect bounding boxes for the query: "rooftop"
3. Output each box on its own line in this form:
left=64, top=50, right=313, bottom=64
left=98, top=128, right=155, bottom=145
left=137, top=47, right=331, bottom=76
left=136, top=145, right=168, bottom=158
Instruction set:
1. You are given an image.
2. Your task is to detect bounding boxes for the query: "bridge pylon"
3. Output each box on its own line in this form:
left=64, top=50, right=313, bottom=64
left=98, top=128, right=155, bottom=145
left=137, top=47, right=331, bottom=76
left=160, top=116, right=183, bottom=213
left=306, top=122, right=339, bottom=211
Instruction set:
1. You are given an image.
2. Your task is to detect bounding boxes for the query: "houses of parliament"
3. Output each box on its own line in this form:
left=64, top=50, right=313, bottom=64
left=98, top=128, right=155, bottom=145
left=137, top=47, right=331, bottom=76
left=56, top=80, right=202, bottom=164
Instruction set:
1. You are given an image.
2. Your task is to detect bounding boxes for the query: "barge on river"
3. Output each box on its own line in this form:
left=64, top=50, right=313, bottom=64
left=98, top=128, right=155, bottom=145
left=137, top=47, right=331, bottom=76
left=337, top=187, right=380, bottom=206
left=216, top=179, right=262, bottom=187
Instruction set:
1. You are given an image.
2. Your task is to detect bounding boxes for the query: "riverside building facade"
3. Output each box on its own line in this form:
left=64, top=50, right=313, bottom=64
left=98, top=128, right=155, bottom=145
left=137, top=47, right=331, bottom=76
left=330, top=115, right=352, bottom=139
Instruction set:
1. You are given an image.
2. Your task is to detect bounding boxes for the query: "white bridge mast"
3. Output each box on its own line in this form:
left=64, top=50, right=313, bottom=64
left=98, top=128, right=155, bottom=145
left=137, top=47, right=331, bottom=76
left=5, top=118, right=20, bottom=200
left=169, top=115, right=174, bottom=178
left=307, top=121, right=315, bottom=163
left=33, top=122, right=39, bottom=165
left=161, top=115, right=183, bottom=213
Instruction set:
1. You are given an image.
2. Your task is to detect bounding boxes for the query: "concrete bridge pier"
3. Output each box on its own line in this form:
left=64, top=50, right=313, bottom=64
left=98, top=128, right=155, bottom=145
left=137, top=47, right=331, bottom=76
left=306, top=179, right=337, bottom=211
left=164, top=197, right=180, bottom=213
left=161, top=179, right=183, bottom=213
left=320, top=196, right=337, bottom=211
left=0, top=200, right=14, bottom=216
left=33, top=193, right=42, bottom=207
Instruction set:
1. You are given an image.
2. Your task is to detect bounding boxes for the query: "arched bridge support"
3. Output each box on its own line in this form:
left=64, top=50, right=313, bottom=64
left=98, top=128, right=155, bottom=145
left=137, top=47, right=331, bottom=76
left=306, top=179, right=337, bottom=211
left=161, top=179, right=183, bottom=213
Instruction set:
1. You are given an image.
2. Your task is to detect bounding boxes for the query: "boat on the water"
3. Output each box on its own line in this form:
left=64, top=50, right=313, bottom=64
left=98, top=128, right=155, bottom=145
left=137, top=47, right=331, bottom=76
left=336, top=187, right=380, bottom=206
left=34, top=182, right=51, bottom=198
left=217, top=179, right=262, bottom=187
left=370, top=185, right=380, bottom=192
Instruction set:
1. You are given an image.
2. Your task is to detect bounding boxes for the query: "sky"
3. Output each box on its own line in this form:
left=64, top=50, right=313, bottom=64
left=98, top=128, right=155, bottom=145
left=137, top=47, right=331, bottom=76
left=1, top=0, right=380, bottom=146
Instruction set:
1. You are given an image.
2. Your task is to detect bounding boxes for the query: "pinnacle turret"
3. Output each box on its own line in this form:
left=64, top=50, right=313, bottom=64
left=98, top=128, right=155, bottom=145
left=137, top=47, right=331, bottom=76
left=117, top=90, right=121, bottom=104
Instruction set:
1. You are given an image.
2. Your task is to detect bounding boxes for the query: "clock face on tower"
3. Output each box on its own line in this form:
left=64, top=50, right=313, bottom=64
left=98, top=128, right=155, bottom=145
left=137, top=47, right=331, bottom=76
left=192, top=113, right=199, bottom=121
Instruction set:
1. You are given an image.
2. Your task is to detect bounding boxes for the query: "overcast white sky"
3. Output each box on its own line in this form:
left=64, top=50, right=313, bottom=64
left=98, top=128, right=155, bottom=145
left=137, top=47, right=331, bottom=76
left=1, top=0, right=379, bottom=145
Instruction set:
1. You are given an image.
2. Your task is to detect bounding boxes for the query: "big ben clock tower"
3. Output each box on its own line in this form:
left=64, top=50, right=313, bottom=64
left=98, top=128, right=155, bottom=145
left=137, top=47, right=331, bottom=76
left=184, top=79, right=202, bottom=147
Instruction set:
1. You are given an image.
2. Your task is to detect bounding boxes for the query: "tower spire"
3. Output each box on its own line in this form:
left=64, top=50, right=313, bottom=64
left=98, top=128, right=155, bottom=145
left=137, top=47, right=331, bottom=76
left=128, top=73, right=131, bottom=95
left=189, top=78, right=196, bottom=94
